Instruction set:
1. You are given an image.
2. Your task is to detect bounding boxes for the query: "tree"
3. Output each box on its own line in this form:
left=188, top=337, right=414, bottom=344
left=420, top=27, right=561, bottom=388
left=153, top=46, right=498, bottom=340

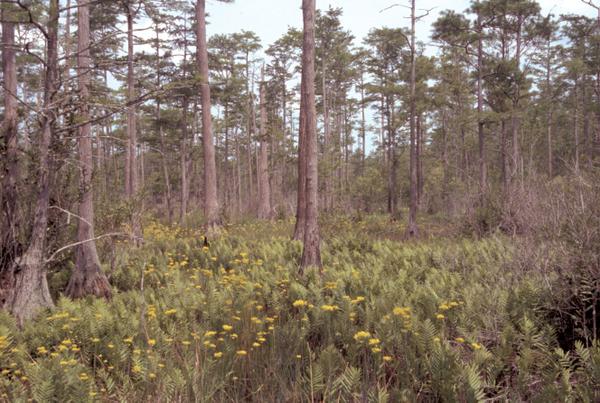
left=266, top=29, right=301, bottom=215
left=299, top=0, right=321, bottom=271
left=531, top=14, right=562, bottom=177
left=65, top=0, right=112, bottom=299
left=364, top=27, right=407, bottom=219
left=407, top=0, right=419, bottom=237
left=257, top=67, right=272, bottom=219
left=1, top=0, right=20, bottom=273
left=195, top=0, right=225, bottom=230
left=5, top=0, right=60, bottom=322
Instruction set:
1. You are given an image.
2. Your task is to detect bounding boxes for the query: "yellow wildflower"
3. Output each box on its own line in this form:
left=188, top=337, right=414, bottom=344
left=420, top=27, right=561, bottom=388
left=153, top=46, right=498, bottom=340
left=353, top=331, right=371, bottom=341
left=292, top=299, right=308, bottom=308
left=368, top=338, right=380, bottom=346
left=320, top=305, right=339, bottom=312
left=393, top=307, right=411, bottom=317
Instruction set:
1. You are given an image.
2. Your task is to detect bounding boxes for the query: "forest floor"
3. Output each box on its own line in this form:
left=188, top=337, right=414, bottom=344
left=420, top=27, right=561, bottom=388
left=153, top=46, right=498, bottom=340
left=0, top=215, right=598, bottom=402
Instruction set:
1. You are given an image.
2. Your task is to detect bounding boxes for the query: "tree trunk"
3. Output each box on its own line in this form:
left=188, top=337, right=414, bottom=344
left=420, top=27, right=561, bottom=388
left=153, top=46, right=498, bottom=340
left=196, top=0, right=220, bottom=229
left=180, top=98, right=190, bottom=223
left=387, top=100, right=398, bottom=218
left=500, top=120, right=508, bottom=193
left=235, top=132, right=242, bottom=215
left=66, top=0, right=112, bottom=299
left=510, top=15, right=523, bottom=184
left=360, top=70, right=366, bottom=169
left=1, top=1, right=20, bottom=273
left=442, top=110, right=450, bottom=212
left=476, top=12, right=486, bottom=192
left=257, top=69, right=272, bottom=220
left=575, top=79, right=580, bottom=173
left=154, top=26, right=173, bottom=224
left=407, top=0, right=418, bottom=237
left=5, top=0, right=60, bottom=323
left=125, top=3, right=141, bottom=241
left=246, top=61, right=255, bottom=212
left=300, top=0, right=321, bottom=271
left=417, top=113, right=424, bottom=208
left=293, top=57, right=308, bottom=241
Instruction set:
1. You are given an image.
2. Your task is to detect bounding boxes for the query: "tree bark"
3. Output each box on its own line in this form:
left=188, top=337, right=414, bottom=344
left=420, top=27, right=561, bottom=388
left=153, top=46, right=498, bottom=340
left=417, top=113, right=424, bottom=208
left=575, top=79, right=580, bottom=173
left=180, top=98, right=190, bottom=223
left=476, top=11, right=486, bottom=192
left=1, top=1, right=20, bottom=273
left=196, top=0, right=220, bottom=229
left=257, top=69, right=272, bottom=220
left=300, top=0, right=321, bottom=271
left=66, top=0, right=112, bottom=299
left=153, top=25, right=173, bottom=223
left=293, top=58, right=308, bottom=241
left=510, top=15, right=523, bottom=184
left=360, top=71, right=366, bottom=169
left=246, top=57, right=255, bottom=212
left=125, top=3, right=141, bottom=242
left=387, top=100, right=398, bottom=217
left=407, top=0, right=419, bottom=237
left=5, top=0, right=60, bottom=323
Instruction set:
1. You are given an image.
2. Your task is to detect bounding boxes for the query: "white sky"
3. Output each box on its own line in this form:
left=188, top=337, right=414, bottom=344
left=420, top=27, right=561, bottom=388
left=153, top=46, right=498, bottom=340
left=205, top=0, right=597, bottom=51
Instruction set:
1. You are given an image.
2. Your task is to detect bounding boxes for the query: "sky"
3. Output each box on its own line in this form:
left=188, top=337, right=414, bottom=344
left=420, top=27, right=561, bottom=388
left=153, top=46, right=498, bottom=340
left=205, top=0, right=597, bottom=51
left=190, top=0, right=597, bottom=153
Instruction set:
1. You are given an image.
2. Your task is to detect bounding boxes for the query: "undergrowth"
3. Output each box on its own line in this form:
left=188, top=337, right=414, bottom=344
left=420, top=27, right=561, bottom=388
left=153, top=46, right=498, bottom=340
left=0, top=217, right=598, bottom=402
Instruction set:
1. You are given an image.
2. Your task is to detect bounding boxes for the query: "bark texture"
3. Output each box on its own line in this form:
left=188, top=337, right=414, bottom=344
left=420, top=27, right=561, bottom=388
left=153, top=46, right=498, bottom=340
left=293, top=53, right=307, bottom=241
left=257, top=70, right=272, bottom=219
left=196, top=0, right=220, bottom=229
left=1, top=2, right=20, bottom=273
left=66, top=0, right=112, bottom=300
left=5, top=0, right=60, bottom=323
left=407, top=0, right=419, bottom=237
left=300, top=0, right=321, bottom=271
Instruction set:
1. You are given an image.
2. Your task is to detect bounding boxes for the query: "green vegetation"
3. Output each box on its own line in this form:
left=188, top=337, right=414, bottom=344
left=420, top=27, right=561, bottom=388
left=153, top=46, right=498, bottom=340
left=1, top=218, right=597, bottom=402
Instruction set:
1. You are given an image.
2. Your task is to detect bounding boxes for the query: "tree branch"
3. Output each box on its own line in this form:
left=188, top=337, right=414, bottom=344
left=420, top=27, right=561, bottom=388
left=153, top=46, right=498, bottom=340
left=45, top=232, right=131, bottom=264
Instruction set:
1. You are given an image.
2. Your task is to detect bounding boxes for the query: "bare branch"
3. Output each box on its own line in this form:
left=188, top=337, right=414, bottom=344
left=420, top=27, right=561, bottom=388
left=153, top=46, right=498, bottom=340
left=49, top=206, right=91, bottom=227
left=379, top=3, right=409, bottom=13
left=45, top=233, right=131, bottom=264
left=416, top=7, right=436, bottom=20
left=581, top=0, right=600, bottom=10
